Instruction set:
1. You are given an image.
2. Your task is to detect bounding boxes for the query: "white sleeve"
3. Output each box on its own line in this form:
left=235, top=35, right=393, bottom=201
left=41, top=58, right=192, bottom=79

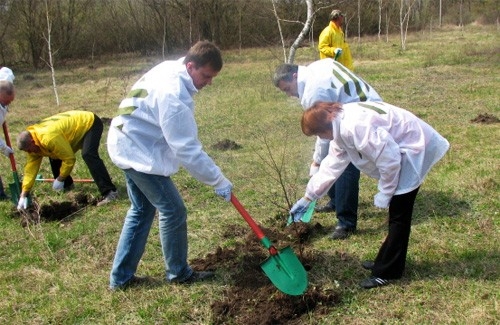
left=306, top=142, right=350, bottom=200
left=312, top=137, right=331, bottom=164
left=160, top=96, right=228, bottom=188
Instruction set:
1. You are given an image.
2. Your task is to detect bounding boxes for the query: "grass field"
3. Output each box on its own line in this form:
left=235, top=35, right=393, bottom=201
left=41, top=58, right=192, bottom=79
left=0, top=24, right=498, bottom=324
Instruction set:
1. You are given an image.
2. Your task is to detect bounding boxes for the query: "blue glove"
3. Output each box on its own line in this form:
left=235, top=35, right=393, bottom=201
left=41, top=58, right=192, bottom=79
left=290, top=197, right=311, bottom=222
left=215, top=182, right=233, bottom=202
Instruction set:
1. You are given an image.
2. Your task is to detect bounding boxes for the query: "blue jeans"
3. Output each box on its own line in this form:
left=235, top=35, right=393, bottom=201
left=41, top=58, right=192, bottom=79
left=326, top=162, right=360, bottom=230
left=109, top=169, right=193, bottom=289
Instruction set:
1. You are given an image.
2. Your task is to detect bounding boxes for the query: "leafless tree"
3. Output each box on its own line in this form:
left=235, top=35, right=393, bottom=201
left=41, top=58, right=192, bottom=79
left=43, top=0, right=59, bottom=105
left=400, top=0, right=417, bottom=50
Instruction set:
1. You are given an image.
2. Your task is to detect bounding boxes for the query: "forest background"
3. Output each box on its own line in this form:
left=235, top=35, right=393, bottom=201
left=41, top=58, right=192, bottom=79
left=1, top=0, right=499, bottom=69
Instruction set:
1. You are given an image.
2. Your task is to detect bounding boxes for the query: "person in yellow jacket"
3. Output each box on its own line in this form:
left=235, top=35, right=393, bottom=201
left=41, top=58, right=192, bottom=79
left=16, top=110, right=117, bottom=209
left=318, top=9, right=354, bottom=71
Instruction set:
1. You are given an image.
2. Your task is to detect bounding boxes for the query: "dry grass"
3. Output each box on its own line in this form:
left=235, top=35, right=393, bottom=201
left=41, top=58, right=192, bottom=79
left=0, top=24, right=498, bottom=324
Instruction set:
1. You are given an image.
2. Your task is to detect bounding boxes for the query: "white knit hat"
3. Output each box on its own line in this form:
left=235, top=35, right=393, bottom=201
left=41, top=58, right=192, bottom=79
left=0, top=67, right=15, bottom=83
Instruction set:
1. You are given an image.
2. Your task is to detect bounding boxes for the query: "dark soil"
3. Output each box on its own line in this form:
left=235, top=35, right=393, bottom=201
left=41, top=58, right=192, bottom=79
left=211, top=139, right=242, bottom=151
left=14, top=191, right=98, bottom=226
left=191, top=222, right=341, bottom=325
left=13, top=186, right=340, bottom=323
left=470, top=113, right=499, bottom=124
left=101, top=117, right=112, bottom=125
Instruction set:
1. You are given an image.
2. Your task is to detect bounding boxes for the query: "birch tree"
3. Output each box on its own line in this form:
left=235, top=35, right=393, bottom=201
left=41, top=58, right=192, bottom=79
left=400, top=0, right=417, bottom=50
left=43, top=0, right=59, bottom=105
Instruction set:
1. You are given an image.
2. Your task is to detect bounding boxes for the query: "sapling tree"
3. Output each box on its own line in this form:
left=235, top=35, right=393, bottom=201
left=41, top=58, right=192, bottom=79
left=42, top=0, right=59, bottom=105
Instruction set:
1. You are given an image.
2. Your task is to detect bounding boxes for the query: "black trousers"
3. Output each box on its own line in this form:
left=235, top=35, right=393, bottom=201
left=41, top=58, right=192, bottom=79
left=371, top=187, right=420, bottom=279
left=50, top=114, right=116, bottom=196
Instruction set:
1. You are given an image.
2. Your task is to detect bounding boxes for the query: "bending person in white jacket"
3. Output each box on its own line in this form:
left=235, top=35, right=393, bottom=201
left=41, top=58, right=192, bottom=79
left=0, top=67, right=16, bottom=200
left=290, top=101, right=449, bottom=289
left=273, top=59, right=382, bottom=240
left=107, top=41, right=233, bottom=290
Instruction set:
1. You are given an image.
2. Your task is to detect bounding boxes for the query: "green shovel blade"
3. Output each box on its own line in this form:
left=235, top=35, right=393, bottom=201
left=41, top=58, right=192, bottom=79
left=287, top=200, right=317, bottom=226
left=8, top=172, right=21, bottom=205
left=260, top=246, right=308, bottom=296
left=9, top=183, right=20, bottom=205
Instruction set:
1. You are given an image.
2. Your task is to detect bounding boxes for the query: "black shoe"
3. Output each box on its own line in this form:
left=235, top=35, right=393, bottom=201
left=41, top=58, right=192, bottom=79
left=362, top=260, right=375, bottom=270
left=314, top=204, right=335, bottom=213
left=110, top=275, right=153, bottom=291
left=360, top=276, right=389, bottom=289
left=174, top=271, right=215, bottom=284
left=329, top=226, right=354, bottom=240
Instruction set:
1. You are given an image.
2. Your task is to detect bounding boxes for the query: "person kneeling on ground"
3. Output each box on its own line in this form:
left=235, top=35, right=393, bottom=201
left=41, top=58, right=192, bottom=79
left=290, top=101, right=449, bottom=289
left=16, top=110, right=118, bottom=209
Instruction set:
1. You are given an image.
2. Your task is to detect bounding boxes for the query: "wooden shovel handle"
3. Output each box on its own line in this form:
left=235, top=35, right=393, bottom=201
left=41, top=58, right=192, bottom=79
left=2, top=122, right=17, bottom=172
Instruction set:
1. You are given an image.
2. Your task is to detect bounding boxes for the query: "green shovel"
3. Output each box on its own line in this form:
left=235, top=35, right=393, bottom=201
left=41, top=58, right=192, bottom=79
left=287, top=200, right=317, bottom=226
left=230, top=194, right=308, bottom=296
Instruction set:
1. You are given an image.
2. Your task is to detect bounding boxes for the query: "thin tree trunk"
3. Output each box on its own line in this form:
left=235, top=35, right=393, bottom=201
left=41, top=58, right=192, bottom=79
left=271, top=0, right=287, bottom=62
left=378, top=0, right=382, bottom=41
left=44, top=0, right=59, bottom=106
left=287, top=0, right=314, bottom=63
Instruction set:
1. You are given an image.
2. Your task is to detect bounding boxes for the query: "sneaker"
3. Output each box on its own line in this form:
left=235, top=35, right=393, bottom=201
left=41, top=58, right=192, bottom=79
left=329, top=226, right=354, bottom=240
left=172, top=271, right=215, bottom=284
left=360, top=276, right=389, bottom=289
left=362, top=260, right=375, bottom=270
left=314, top=204, right=335, bottom=213
left=97, top=190, right=118, bottom=206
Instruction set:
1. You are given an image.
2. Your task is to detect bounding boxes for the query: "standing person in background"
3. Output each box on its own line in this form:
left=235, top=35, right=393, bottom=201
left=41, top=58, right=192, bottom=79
left=0, top=67, right=16, bottom=200
left=107, top=41, right=233, bottom=290
left=16, top=110, right=118, bottom=209
left=273, top=59, right=382, bottom=239
left=291, top=101, right=449, bottom=289
left=318, top=9, right=354, bottom=71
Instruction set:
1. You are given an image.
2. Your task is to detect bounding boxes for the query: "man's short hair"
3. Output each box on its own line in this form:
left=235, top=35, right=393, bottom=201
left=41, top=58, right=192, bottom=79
left=329, top=10, right=345, bottom=21
left=17, top=131, right=33, bottom=151
left=273, top=64, right=298, bottom=87
left=183, top=40, right=223, bottom=71
left=0, top=80, right=14, bottom=96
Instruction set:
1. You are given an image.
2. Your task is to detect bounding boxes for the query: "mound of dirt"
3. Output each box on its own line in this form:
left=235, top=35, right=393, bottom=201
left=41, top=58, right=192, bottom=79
left=470, top=113, right=499, bottom=124
left=101, top=117, right=112, bottom=125
left=13, top=193, right=340, bottom=323
left=190, top=223, right=341, bottom=324
left=14, top=191, right=98, bottom=226
left=211, top=139, right=242, bottom=151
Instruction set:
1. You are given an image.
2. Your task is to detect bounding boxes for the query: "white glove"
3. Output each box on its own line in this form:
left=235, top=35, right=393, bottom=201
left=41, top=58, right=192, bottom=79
left=52, top=179, right=65, bottom=191
left=290, top=197, right=311, bottom=222
left=309, top=163, right=319, bottom=177
left=215, top=180, right=233, bottom=202
left=17, top=197, right=28, bottom=210
left=0, top=145, right=13, bottom=157
left=334, top=48, right=343, bottom=56
left=374, top=192, right=391, bottom=209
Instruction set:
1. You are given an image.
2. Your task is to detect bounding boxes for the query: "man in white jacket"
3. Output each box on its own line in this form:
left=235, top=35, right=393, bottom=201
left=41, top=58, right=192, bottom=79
left=107, top=41, right=233, bottom=290
left=290, top=101, right=449, bottom=289
left=273, top=59, right=382, bottom=239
